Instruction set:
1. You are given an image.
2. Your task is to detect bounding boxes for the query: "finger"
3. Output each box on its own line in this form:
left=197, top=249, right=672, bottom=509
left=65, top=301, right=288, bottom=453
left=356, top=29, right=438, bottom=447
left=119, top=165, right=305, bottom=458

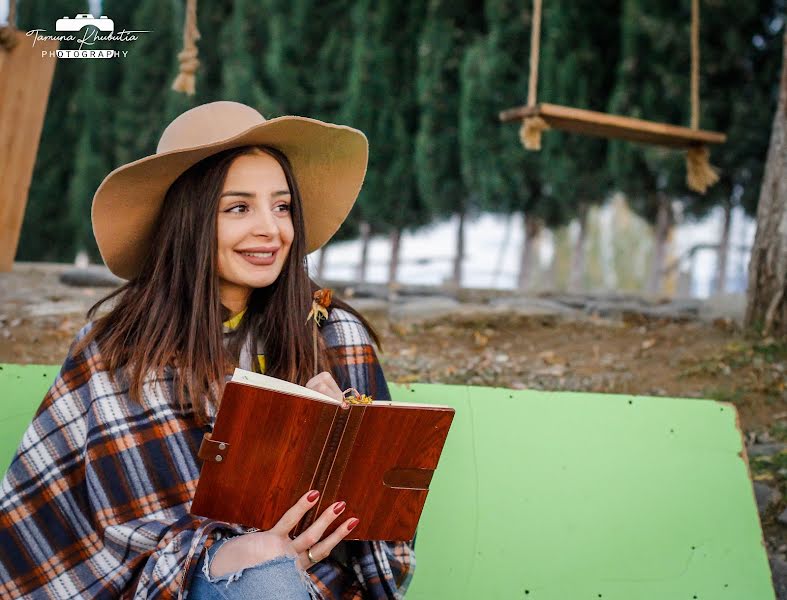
left=305, top=372, right=333, bottom=389
left=323, top=385, right=344, bottom=402
left=315, top=372, right=343, bottom=400
left=309, top=382, right=336, bottom=400
left=298, top=517, right=360, bottom=569
left=322, top=376, right=344, bottom=400
left=306, top=375, right=343, bottom=402
left=291, top=500, right=347, bottom=553
left=270, top=490, right=320, bottom=536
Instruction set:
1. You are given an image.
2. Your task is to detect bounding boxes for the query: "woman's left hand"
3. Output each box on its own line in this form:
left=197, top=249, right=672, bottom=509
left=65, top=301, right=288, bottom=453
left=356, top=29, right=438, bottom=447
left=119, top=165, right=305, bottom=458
left=305, top=372, right=344, bottom=403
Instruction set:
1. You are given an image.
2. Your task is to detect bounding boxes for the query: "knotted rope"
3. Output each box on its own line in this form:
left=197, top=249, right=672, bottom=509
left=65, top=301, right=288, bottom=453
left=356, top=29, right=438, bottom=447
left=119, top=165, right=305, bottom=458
left=519, top=0, right=549, bottom=150
left=171, top=0, right=201, bottom=95
left=686, top=0, right=720, bottom=194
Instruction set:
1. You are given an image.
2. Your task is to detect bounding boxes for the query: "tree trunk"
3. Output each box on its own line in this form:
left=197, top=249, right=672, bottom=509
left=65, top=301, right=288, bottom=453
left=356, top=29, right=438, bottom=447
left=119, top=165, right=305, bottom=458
left=569, top=204, right=589, bottom=292
left=544, top=229, right=559, bottom=292
left=388, top=228, right=402, bottom=286
left=517, top=214, right=541, bottom=291
left=646, top=194, right=672, bottom=296
left=450, top=209, right=465, bottom=288
left=745, top=30, right=787, bottom=336
left=714, top=200, right=732, bottom=295
left=316, top=244, right=328, bottom=280
left=356, top=220, right=371, bottom=282
left=493, top=214, right=514, bottom=286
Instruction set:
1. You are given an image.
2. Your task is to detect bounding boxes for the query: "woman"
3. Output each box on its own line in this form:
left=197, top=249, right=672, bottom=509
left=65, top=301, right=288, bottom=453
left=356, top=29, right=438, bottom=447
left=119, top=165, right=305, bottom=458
left=0, top=101, right=414, bottom=599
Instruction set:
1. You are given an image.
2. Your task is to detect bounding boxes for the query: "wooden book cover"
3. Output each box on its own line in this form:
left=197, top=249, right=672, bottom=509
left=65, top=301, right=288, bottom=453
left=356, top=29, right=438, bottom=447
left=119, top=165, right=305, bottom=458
left=191, top=369, right=455, bottom=540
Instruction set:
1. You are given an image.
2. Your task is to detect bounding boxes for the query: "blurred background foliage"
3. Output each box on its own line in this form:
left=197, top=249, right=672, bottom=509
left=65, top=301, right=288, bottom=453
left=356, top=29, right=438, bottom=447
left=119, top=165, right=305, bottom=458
left=11, top=0, right=786, bottom=295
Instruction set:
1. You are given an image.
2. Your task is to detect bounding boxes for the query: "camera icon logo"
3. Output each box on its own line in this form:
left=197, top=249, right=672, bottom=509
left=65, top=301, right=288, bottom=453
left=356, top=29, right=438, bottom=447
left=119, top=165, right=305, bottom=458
left=55, top=14, right=115, bottom=34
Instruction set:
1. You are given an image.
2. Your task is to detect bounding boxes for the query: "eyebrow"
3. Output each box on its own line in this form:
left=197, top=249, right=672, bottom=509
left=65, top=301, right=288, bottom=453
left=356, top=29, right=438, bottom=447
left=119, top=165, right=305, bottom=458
left=219, top=190, right=291, bottom=199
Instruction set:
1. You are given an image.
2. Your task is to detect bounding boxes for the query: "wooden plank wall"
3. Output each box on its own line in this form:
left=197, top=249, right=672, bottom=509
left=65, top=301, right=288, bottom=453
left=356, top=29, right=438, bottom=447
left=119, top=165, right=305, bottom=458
left=0, top=30, right=58, bottom=271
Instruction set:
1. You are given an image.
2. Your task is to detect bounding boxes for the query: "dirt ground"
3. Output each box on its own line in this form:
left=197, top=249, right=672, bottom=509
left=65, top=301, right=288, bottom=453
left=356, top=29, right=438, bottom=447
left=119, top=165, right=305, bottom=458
left=375, top=313, right=785, bottom=429
left=2, top=263, right=787, bottom=591
left=1, top=262, right=784, bottom=432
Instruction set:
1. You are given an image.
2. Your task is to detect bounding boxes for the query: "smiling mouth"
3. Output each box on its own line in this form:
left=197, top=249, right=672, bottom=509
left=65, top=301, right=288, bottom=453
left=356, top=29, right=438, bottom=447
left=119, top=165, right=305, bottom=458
left=236, top=249, right=278, bottom=266
left=239, top=251, right=274, bottom=258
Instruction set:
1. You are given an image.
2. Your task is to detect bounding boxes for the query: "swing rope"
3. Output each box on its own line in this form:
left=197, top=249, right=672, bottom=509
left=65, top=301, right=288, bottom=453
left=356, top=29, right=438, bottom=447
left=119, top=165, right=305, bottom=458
left=171, top=0, right=201, bottom=95
left=519, top=0, right=549, bottom=150
left=686, top=0, right=720, bottom=194
left=0, top=0, right=19, bottom=51
left=518, top=0, right=720, bottom=194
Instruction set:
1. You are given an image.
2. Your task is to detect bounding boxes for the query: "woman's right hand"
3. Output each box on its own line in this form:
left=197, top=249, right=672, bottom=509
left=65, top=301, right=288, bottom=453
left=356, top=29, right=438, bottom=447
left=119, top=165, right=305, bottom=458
left=208, top=490, right=359, bottom=577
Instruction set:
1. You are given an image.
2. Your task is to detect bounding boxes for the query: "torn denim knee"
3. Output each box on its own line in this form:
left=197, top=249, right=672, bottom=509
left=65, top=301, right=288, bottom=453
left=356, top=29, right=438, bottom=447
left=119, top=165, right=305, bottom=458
left=200, top=534, right=308, bottom=590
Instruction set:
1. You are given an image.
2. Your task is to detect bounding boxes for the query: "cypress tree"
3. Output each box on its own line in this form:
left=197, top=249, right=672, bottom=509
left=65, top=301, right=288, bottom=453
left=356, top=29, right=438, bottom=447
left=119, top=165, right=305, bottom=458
left=66, top=61, right=110, bottom=261
left=343, top=0, right=430, bottom=284
left=63, top=1, right=138, bottom=261
left=608, top=0, right=783, bottom=295
left=307, top=0, right=363, bottom=273
left=114, top=0, right=185, bottom=167
left=682, top=0, right=783, bottom=292
left=607, top=0, right=691, bottom=294
left=162, top=0, right=198, bottom=123
left=15, top=0, right=87, bottom=261
left=218, top=0, right=275, bottom=113
left=539, top=0, right=621, bottom=291
left=415, top=0, right=485, bottom=286
left=459, top=0, right=554, bottom=290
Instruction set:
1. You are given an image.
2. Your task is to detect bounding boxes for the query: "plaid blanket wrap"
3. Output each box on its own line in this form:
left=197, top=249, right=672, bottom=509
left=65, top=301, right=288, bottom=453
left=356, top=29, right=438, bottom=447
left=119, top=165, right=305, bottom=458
left=0, top=308, right=415, bottom=599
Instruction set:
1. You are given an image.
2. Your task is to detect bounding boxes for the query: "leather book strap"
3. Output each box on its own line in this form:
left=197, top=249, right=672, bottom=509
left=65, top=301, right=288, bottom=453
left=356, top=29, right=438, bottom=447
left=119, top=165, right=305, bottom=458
left=197, top=433, right=230, bottom=463
left=293, top=404, right=350, bottom=535
left=317, top=405, right=367, bottom=514
left=292, top=405, right=337, bottom=535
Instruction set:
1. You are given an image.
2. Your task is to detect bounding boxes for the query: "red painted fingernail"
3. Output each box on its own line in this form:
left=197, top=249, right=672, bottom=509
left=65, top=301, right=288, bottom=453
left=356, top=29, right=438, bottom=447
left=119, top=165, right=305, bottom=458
left=307, top=490, right=320, bottom=502
left=333, top=501, right=346, bottom=514
left=347, top=518, right=360, bottom=531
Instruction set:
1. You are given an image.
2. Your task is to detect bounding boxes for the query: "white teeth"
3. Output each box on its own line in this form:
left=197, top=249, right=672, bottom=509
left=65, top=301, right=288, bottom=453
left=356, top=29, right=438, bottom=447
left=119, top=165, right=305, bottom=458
left=241, top=251, right=273, bottom=258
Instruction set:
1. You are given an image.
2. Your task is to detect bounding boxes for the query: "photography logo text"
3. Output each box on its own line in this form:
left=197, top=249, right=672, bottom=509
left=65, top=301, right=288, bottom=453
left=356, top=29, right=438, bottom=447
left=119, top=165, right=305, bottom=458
left=26, top=13, right=150, bottom=59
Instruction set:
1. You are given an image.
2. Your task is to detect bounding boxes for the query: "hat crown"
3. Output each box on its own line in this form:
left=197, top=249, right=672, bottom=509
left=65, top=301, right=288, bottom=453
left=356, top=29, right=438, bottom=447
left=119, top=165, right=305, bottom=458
left=156, top=101, right=266, bottom=154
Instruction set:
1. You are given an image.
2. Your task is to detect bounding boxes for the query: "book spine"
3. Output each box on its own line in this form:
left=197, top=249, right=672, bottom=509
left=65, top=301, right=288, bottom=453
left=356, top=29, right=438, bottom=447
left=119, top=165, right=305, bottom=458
left=294, top=404, right=351, bottom=535
left=314, top=405, right=367, bottom=520
left=292, top=403, right=337, bottom=533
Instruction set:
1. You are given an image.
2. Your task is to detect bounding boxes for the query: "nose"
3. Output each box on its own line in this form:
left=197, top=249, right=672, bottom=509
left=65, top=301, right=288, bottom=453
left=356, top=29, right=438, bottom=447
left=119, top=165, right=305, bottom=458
left=250, top=207, right=279, bottom=238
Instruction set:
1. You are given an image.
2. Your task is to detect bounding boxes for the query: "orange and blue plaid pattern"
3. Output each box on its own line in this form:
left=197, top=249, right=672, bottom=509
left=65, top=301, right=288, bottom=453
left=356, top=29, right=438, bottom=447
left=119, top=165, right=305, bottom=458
left=0, top=308, right=414, bottom=599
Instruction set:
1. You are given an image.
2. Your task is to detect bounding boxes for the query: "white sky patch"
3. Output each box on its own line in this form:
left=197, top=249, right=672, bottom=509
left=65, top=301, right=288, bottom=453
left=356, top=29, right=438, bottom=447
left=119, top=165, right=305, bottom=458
left=311, top=204, right=756, bottom=299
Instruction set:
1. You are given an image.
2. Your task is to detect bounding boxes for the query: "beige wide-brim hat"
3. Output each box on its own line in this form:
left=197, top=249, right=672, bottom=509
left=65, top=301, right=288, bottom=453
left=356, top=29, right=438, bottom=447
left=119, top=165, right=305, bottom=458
left=92, top=101, right=368, bottom=280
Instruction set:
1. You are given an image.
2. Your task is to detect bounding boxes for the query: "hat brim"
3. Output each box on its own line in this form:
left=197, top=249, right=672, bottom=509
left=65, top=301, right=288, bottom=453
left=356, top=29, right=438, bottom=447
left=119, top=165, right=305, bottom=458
left=92, top=116, right=368, bottom=280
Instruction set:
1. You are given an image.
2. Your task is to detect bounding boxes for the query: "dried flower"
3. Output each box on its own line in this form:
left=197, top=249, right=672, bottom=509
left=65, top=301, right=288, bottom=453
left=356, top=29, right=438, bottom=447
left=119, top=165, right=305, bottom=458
left=306, top=288, right=333, bottom=325
left=343, top=387, right=374, bottom=405
left=308, top=288, right=333, bottom=378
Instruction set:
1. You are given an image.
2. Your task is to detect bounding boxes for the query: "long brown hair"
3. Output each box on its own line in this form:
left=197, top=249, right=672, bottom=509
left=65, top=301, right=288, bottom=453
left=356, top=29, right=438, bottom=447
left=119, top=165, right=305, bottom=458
left=74, top=145, right=381, bottom=425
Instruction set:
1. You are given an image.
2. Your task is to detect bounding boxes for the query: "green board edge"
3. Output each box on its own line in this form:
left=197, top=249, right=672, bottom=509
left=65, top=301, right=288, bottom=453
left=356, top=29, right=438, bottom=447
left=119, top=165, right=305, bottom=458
left=0, top=364, right=774, bottom=599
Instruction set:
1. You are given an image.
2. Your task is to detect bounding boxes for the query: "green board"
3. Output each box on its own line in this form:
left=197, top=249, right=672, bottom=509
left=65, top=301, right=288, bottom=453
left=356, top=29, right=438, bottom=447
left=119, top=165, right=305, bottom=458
left=0, top=365, right=775, bottom=599
left=0, top=364, right=61, bottom=474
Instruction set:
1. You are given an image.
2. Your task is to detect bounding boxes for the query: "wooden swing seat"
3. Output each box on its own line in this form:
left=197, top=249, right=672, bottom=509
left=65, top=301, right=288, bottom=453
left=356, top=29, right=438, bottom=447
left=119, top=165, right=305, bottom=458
left=499, top=103, right=726, bottom=149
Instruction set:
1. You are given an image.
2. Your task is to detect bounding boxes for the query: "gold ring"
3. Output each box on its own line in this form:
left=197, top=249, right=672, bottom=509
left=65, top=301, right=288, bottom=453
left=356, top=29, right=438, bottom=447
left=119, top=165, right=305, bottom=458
left=307, top=547, right=318, bottom=564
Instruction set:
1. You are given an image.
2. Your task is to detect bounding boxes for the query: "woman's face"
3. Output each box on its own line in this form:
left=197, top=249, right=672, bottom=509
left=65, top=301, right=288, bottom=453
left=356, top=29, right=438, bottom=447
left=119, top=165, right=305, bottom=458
left=216, top=152, right=294, bottom=312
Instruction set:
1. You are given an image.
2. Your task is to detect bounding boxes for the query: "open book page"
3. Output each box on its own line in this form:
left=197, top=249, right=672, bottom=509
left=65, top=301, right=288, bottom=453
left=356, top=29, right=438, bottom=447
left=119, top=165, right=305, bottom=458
left=231, top=368, right=450, bottom=409
left=231, top=368, right=340, bottom=404
left=372, top=399, right=453, bottom=409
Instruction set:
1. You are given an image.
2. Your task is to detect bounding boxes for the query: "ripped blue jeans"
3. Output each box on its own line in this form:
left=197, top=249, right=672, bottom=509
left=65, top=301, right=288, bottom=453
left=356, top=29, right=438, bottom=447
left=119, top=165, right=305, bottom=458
left=187, top=534, right=314, bottom=600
